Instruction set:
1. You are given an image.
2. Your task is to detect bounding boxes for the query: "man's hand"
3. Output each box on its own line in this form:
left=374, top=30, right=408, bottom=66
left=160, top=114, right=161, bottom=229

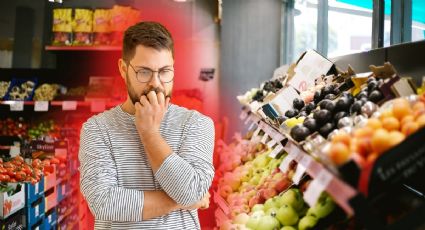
left=135, top=91, right=170, bottom=140
left=182, top=192, right=210, bottom=210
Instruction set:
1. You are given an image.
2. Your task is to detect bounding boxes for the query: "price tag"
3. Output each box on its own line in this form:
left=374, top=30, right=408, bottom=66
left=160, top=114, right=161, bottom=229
left=269, top=144, right=283, bottom=158
left=34, top=101, right=49, bottom=111
left=239, top=111, right=248, bottom=120
left=251, top=126, right=261, bottom=140
left=260, top=133, right=269, bottom=144
left=62, top=101, right=77, bottom=111
left=10, top=101, right=24, bottom=111
left=303, top=170, right=333, bottom=207
left=266, top=139, right=277, bottom=149
left=9, top=146, right=20, bottom=157
left=293, top=155, right=312, bottom=185
left=279, top=151, right=296, bottom=172
left=91, top=100, right=106, bottom=112
left=244, top=115, right=252, bottom=125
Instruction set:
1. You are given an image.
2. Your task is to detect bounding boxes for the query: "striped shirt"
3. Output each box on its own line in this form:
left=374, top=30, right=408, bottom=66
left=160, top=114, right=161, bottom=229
left=79, top=104, right=215, bottom=229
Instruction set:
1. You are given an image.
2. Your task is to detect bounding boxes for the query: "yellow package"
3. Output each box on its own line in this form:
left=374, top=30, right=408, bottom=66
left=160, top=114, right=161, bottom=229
left=73, top=9, right=93, bottom=32
left=52, top=9, right=72, bottom=32
left=93, top=9, right=111, bottom=33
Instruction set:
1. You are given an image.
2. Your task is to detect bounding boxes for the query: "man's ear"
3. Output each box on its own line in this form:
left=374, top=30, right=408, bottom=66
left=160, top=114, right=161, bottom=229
left=118, top=58, right=127, bottom=80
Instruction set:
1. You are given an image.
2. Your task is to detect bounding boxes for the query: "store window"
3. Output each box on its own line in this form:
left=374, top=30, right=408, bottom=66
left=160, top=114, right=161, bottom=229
left=293, top=0, right=318, bottom=62
left=412, top=0, right=425, bottom=42
left=327, top=0, right=373, bottom=58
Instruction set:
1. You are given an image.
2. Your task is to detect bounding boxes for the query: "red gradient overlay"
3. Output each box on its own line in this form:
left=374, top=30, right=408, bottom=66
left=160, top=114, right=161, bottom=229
left=75, top=3, right=221, bottom=229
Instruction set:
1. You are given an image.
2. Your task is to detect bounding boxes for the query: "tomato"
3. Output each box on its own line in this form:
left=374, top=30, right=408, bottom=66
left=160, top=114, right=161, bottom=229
left=4, top=175, right=10, bottom=181
left=14, top=156, right=24, bottom=162
left=15, top=171, right=26, bottom=181
left=0, top=174, right=6, bottom=182
left=32, top=159, right=42, bottom=168
left=22, top=165, right=32, bottom=174
left=6, top=171, right=16, bottom=178
left=50, top=158, right=60, bottom=165
left=9, top=179, right=16, bottom=183
left=3, top=162, right=14, bottom=169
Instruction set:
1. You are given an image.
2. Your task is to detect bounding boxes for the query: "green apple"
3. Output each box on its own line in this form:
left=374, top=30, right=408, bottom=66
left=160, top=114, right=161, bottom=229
left=250, top=175, right=261, bottom=185
left=257, top=215, right=281, bottom=230
left=298, top=215, right=318, bottom=230
left=265, top=207, right=278, bottom=216
left=307, top=194, right=335, bottom=219
left=252, top=204, right=264, bottom=212
left=246, top=215, right=261, bottom=230
left=263, top=198, right=276, bottom=211
left=276, top=189, right=304, bottom=211
left=276, top=204, right=299, bottom=226
left=280, top=226, right=296, bottom=230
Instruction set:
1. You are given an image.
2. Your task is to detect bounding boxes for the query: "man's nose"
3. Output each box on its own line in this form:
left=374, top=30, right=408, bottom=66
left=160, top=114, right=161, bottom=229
left=148, top=72, right=161, bottom=88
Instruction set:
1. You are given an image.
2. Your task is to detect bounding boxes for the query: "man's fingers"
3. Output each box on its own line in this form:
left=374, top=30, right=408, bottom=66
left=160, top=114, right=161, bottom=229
left=157, top=92, right=165, bottom=106
left=147, top=90, right=158, bottom=106
left=140, top=95, right=149, bottom=107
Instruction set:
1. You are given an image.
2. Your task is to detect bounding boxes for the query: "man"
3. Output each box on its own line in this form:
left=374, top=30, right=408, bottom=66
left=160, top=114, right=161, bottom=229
left=79, top=21, right=215, bottom=229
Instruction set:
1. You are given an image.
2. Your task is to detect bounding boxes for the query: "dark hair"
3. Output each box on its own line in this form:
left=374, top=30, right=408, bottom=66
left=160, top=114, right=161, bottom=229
left=122, top=21, right=174, bottom=61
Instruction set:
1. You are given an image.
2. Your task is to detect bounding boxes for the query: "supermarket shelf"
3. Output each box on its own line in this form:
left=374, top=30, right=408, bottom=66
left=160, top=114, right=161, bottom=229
left=240, top=109, right=358, bottom=215
left=45, top=45, right=121, bottom=51
left=0, top=100, right=119, bottom=112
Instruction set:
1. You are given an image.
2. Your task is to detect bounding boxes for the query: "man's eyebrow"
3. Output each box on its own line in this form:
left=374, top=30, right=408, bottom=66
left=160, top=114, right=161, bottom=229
left=133, top=65, right=174, bottom=70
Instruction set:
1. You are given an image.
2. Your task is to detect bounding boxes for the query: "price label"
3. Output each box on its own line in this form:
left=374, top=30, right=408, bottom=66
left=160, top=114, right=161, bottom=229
left=62, top=101, right=77, bottom=111
left=9, top=146, right=20, bottom=157
left=269, top=144, right=283, bottom=158
left=304, top=170, right=333, bottom=207
left=260, top=133, right=269, bottom=144
left=239, top=111, right=248, bottom=120
left=244, top=115, right=252, bottom=125
left=251, top=127, right=261, bottom=140
left=279, top=151, right=296, bottom=172
left=34, top=101, right=49, bottom=111
left=293, top=155, right=313, bottom=185
left=10, top=101, right=24, bottom=111
left=91, top=100, right=106, bottom=112
left=266, top=139, right=277, bottom=149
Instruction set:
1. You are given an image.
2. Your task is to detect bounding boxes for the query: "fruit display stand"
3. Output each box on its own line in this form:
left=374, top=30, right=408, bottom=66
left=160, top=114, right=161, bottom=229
left=214, top=49, right=425, bottom=229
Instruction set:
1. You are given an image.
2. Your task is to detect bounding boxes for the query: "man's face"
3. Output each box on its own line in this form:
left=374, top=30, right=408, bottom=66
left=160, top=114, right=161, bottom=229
left=119, top=45, right=174, bottom=105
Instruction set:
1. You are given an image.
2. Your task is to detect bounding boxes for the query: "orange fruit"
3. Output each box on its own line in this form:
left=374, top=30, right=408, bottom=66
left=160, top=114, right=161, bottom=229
left=367, top=118, right=383, bottom=129
left=413, top=108, right=425, bottom=119
left=402, top=121, right=419, bottom=136
left=354, top=126, right=374, bottom=138
left=416, top=114, right=425, bottom=128
left=380, top=110, right=394, bottom=121
left=388, top=131, right=405, bottom=148
left=331, top=132, right=351, bottom=146
left=392, top=98, right=412, bottom=120
left=382, top=117, right=400, bottom=131
left=371, top=129, right=392, bottom=155
left=401, top=115, right=415, bottom=126
left=329, top=142, right=350, bottom=165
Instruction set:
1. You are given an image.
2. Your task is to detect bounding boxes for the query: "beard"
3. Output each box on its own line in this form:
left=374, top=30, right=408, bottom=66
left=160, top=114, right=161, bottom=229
left=126, top=73, right=172, bottom=105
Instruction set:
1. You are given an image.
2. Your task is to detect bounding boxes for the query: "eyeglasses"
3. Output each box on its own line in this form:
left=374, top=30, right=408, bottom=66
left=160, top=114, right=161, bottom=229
left=127, top=62, right=174, bottom=83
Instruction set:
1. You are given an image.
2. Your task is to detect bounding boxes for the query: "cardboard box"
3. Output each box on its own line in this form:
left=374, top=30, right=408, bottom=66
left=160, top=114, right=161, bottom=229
left=0, top=183, right=25, bottom=219
left=0, top=209, right=24, bottom=230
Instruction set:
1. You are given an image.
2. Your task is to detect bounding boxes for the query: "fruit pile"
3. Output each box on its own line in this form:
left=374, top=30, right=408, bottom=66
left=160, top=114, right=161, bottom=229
left=34, top=83, right=60, bottom=101
left=222, top=188, right=336, bottom=230
left=287, top=76, right=386, bottom=143
left=238, top=78, right=285, bottom=105
left=0, top=81, right=11, bottom=100
left=328, top=97, right=425, bottom=166
left=28, top=120, right=60, bottom=139
left=0, top=156, right=60, bottom=184
left=0, top=118, right=28, bottom=137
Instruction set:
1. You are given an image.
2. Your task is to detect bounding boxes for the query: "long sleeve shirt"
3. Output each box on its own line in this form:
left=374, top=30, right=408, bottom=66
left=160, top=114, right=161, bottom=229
left=78, top=104, right=215, bottom=229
